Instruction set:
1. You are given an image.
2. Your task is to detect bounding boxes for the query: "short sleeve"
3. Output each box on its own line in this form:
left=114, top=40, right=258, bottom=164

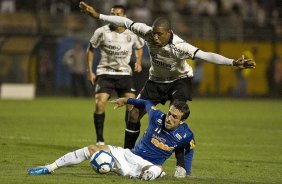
left=133, top=36, right=145, bottom=49
left=89, top=28, right=104, bottom=48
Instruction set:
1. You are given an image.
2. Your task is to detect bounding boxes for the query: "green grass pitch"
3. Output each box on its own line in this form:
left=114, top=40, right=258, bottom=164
left=0, top=97, right=281, bottom=184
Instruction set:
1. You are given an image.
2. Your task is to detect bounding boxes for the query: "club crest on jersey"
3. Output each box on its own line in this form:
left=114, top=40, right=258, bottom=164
left=126, top=35, right=132, bottom=42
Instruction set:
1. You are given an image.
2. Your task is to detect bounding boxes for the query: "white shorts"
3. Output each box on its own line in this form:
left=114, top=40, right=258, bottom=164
left=108, top=145, right=153, bottom=178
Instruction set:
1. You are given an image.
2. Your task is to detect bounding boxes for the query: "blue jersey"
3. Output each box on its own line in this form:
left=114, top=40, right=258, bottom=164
left=127, top=98, right=195, bottom=167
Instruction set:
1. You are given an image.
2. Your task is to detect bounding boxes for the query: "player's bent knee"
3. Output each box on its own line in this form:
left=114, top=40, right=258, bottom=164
left=88, top=145, right=111, bottom=155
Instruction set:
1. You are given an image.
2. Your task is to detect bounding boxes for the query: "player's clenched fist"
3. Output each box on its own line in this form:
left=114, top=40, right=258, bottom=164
left=79, top=1, right=100, bottom=18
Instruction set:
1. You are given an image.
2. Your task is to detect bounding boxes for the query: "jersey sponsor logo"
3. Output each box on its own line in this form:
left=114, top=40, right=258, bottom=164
left=151, top=134, right=175, bottom=151
left=151, top=58, right=172, bottom=69
left=171, top=44, right=193, bottom=57
left=104, top=44, right=130, bottom=57
left=151, top=138, right=174, bottom=151
left=106, top=50, right=129, bottom=57
left=104, top=44, right=121, bottom=51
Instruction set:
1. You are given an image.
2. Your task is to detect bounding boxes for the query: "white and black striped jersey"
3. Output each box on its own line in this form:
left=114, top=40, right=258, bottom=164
left=90, top=25, right=145, bottom=76
left=99, top=15, right=234, bottom=83
left=126, top=22, right=198, bottom=83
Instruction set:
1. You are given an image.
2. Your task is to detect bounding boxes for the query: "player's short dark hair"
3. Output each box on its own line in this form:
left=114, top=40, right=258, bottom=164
left=171, top=100, right=190, bottom=121
left=112, top=5, right=126, bottom=14
left=152, top=17, right=171, bottom=31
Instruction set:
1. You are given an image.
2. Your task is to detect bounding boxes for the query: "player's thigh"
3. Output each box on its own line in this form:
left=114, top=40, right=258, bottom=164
left=128, top=107, right=146, bottom=122
left=138, top=80, right=167, bottom=104
left=115, top=76, right=136, bottom=96
left=108, top=146, right=153, bottom=177
left=95, top=75, right=115, bottom=95
left=88, top=145, right=111, bottom=155
left=169, top=77, right=192, bottom=102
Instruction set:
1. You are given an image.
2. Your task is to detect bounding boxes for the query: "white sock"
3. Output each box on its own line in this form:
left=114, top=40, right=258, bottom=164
left=46, top=147, right=90, bottom=172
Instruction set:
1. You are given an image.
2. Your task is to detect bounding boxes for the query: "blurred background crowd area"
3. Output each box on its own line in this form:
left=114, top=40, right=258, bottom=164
left=0, top=0, right=281, bottom=98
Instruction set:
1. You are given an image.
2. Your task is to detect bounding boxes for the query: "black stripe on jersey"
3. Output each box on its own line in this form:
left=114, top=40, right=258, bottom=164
left=129, top=22, right=136, bottom=30
left=192, top=49, right=200, bottom=60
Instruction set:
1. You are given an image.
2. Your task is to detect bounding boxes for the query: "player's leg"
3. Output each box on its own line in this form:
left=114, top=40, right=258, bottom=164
left=124, top=80, right=166, bottom=148
left=28, top=145, right=110, bottom=175
left=124, top=107, right=145, bottom=148
left=94, top=92, right=110, bottom=145
left=116, top=75, right=142, bottom=149
left=169, top=77, right=193, bottom=103
left=93, top=75, right=114, bottom=145
left=124, top=91, right=140, bottom=149
left=122, top=92, right=135, bottom=126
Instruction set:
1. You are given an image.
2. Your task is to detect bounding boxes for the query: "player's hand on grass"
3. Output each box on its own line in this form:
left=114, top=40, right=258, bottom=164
left=233, top=55, right=256, bottom=69
left=174, top=166, right=186, bottom=178
left=79, top=1, right=100, bottom=19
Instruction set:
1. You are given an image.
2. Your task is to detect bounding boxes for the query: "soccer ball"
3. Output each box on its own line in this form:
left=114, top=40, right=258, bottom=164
left=90, top=150, right=114, bottom=174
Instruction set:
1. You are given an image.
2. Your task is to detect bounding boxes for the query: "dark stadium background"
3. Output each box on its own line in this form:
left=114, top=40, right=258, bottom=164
left=0, top=0, right=281, bottom=97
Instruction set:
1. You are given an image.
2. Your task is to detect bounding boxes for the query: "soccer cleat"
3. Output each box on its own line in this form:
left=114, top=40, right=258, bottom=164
left=28, top=167, right=51, bottom=175
left=96, top=141, right=105, bottom=146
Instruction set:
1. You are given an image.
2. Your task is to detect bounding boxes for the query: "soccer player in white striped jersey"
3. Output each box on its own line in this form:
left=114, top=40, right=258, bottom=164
left=86, top=5, right=145, bottom=145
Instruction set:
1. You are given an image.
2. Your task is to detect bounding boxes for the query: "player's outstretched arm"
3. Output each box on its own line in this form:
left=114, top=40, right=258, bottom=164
left=233, top=56, right=256, bottom=69
left=79, top=1, right=100, bottom=18
left=79, top=1, right=134, bottom=28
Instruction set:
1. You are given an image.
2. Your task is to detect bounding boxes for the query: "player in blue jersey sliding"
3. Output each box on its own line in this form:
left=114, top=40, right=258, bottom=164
left=28, top=98, right=195, bottom=180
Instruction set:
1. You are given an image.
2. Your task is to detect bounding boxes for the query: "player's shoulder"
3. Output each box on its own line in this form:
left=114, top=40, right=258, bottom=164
left=95, top=25, right=110, bottom=33
left=171, top=33, right=186, bottom=45
left=177, top=123, right=194, bottom=138
left=124, top=29, right=142, bottom=39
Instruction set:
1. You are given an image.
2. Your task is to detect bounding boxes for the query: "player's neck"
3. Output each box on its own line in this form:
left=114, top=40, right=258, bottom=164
left=114, top=27, right=126, bottom=33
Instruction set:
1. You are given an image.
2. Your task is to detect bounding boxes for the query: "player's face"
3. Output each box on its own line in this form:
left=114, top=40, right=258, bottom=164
left=165, top=106, right=183, bottom=130
left=110, top=8, right=125, bottom=17
left=152, top=26, right=171, bottom=47
left=110, top=8, right=126, bottom=29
